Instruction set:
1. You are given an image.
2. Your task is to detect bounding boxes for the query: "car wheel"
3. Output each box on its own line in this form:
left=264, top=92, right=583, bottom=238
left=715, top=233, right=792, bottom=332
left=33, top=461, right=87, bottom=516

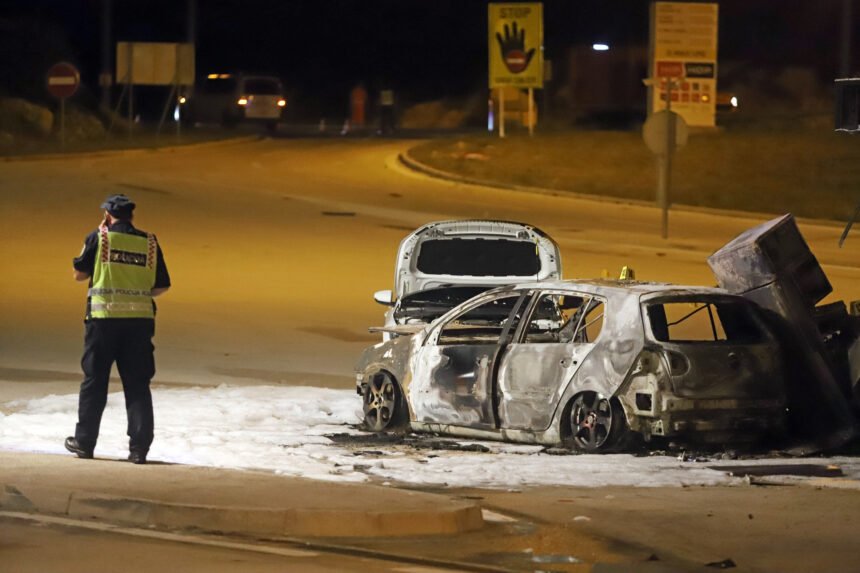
left=362, top=372, right=406, bottom=432
left=567, top=392, right=627, bottom=452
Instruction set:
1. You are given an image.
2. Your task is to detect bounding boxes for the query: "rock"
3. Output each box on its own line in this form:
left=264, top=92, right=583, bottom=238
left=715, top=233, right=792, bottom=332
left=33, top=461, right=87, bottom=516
left=64, top=106, right=106, bottom=141
left=0, top=98, right=53, bottom=137
left=0, top=131, right=14, bottom=148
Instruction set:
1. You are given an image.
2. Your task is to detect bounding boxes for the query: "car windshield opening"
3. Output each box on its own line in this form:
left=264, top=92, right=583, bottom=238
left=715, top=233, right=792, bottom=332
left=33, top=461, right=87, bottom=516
left=438, top=295, right=521, bottom=345
left=416, top=238, right=541, bottom=277
left=244, top=79, right=281, bottom=94
left=395, top=286, right=496, bottom=321
left=203, top=78, right=237, bottom=94
left=647, top=300, right=764, bottom=343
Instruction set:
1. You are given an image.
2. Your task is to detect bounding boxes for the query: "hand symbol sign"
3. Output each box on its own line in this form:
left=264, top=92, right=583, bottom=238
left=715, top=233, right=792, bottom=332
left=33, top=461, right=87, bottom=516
left=496, top=21, right=535, bottom=74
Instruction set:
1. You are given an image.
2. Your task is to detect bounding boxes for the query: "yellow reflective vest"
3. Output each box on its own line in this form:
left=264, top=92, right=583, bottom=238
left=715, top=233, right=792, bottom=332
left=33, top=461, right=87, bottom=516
left=89, top=228, right=157, bottom=319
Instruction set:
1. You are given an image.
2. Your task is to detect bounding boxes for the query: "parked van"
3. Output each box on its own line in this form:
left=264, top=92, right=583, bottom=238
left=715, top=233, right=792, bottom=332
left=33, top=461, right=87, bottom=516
left=182, top=73, right=286, bottom=130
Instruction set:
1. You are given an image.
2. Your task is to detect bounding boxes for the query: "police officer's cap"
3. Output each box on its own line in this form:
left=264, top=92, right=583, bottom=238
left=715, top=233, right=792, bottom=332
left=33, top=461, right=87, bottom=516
left=101, top=194, right=136, bottom=218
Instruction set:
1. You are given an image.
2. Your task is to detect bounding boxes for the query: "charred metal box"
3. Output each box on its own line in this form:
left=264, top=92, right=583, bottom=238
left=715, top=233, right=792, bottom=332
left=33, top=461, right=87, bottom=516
left=707, top=215, right=831, bottom=307
left=708, top=215, right=857, bottom=448
left=835, top=77, right=860, bottom=133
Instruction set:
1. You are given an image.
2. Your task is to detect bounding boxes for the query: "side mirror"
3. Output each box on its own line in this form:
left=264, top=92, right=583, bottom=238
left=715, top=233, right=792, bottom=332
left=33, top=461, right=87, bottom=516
left=373, top=290, right=395, bottom=306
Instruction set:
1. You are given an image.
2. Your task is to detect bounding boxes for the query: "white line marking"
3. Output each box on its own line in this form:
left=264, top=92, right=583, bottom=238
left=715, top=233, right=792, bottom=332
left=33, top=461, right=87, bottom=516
left=0, top=511, right=317, bottom=558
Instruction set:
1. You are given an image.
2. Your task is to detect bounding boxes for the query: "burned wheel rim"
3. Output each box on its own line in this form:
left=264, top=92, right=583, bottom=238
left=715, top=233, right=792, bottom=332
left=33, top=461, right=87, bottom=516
left=363, top=373, right=399, bottom=432
left=570, top=392, right=616, bottom=451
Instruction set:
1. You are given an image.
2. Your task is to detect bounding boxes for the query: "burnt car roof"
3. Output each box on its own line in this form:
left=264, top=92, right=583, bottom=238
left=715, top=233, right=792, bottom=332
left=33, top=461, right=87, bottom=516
left=497, top=279, right=730, bottom=298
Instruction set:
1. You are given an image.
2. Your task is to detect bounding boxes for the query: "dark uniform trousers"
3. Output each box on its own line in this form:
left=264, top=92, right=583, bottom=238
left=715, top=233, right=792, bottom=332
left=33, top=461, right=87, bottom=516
left=75, top=318, right=156, bottom=453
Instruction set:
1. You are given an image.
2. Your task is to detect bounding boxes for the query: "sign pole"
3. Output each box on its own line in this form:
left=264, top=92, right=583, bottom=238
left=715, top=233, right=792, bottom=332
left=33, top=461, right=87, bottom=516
left=60, top=98, right=66, bottom=153
left=528, top=87, right=534, bottom=136
left=658, top=79, right=675, bottom=239
left=46, top=62, right=80, bottom=153
left=127, top=44, right=134, bottom=140
left=499, top=90, right=505, bottom=138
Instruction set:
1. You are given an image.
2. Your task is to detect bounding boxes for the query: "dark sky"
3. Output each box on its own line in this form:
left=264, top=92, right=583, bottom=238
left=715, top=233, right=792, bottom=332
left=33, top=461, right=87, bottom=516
left=2, top=1, right=857, bottom=115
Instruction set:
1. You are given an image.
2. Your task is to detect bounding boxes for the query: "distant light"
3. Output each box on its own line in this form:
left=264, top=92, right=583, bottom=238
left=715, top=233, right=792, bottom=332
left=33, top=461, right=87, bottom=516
left=173, top=105, right=180, bottom=122
left=277, top=99, right=286, bottom=107
left=730, top=96, right=738, bottom=108
left=592, top=43, right=610, bottom=51
left=178, top=96, right=187, bottom=104
left=207, top=73, right=218, bottom=79
left=701, top=94, right=711, bottom=103
left=237, top=97, right=248, bottom=106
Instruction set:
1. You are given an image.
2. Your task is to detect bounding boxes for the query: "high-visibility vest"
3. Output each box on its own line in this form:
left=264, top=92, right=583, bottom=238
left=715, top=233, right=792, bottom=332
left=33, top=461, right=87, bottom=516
left=89, top=227, right=157, bottom=319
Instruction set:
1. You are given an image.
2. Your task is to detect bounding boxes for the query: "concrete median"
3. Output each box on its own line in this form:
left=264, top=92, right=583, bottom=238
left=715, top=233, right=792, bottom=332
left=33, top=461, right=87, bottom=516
left=0, top=451, right=483, bottom=538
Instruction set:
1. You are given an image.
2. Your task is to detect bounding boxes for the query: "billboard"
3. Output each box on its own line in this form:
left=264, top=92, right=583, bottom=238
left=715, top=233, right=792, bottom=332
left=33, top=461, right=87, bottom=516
left=489, top=3, right=543, bottom=89
left=650, top=2, right=718, bottom=127
left=116, top=42, right=195, bottom=86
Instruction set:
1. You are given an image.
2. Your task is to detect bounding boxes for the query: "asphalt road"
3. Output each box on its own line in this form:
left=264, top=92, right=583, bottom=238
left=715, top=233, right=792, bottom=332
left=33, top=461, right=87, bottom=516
left=2, top=136, right=858, bottom=399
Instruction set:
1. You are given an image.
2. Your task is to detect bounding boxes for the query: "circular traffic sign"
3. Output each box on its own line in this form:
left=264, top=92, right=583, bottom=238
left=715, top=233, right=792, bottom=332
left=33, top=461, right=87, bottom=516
left=46, top=62, right=80, bottom=99
left=504, top=50, right=527, bottom=73
left=643, top=110, right=689, bottom=155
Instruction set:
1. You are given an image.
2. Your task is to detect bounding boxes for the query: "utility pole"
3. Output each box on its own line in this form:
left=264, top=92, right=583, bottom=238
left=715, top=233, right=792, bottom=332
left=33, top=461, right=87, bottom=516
left=187, top=0, right=196, bottom=48
left=100, top=0, right=112, bottom=109
left=841, top=0, right=854, bottom=76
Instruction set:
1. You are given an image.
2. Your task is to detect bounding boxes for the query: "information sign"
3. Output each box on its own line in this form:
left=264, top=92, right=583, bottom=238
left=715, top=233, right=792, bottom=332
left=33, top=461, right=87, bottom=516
left=650, top=2, right=718, bottom=127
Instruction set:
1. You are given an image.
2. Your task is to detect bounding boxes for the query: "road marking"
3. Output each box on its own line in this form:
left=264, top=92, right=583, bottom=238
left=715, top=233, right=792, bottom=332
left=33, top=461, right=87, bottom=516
left=0, top=511, right=317, bottom=558
left=481, top=509, right=518, bottom=523
left=0, top=510, right=514, bottom=572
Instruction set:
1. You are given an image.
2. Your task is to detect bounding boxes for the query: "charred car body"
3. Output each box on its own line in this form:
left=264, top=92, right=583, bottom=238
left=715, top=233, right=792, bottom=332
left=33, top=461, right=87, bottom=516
left=356, top=280, right=787, bottom=451
left=372, top=220, right=562, bottom=337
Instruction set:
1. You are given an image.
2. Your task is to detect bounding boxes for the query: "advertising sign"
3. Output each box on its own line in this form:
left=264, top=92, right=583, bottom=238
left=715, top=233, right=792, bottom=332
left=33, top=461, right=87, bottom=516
left=116, top=42, right=195, bottom=86
left=489, top=3, right=543, bottom=89
left=650, top=2, right=718, bottom=127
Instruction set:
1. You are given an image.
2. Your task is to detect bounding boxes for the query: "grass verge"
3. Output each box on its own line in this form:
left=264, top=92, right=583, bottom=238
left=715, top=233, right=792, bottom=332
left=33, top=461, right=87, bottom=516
left=408, top=129, right=860, bottom=222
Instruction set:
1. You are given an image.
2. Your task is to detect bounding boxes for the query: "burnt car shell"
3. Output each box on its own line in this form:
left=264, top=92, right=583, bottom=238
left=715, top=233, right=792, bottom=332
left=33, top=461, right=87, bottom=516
left=357, top=280, right=787, bottom=450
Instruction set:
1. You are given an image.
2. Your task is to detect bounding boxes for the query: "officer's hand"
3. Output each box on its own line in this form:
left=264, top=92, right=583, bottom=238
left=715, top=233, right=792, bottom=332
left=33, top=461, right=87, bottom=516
left=495, top=21, right=535, bottom=74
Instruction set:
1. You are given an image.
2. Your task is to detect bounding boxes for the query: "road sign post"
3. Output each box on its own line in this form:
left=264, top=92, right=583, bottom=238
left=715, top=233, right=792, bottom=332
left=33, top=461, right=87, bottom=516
left=643, top=81, right=688, bottom=240
left=488, top=3, right=543, bottom=138
left=46, top=62, right=81, bottom=152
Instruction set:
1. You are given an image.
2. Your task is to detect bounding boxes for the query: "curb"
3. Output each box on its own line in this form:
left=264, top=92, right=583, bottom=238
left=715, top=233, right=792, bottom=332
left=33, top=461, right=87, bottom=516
left=0, top=482, right=484, bottom=539
left=398, top=149, right=847, bottom=230
left=0, top=135, right=260, bottom=163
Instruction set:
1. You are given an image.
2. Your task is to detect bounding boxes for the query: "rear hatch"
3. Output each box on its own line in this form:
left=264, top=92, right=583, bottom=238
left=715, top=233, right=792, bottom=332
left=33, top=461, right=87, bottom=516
left=642, top=294, right=783, bottom=399
left=394, top=220, right=561, bottom=302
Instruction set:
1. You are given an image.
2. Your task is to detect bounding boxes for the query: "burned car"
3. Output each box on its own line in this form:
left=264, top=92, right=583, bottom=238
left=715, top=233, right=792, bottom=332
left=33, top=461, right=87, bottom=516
left=372, top=220, right=562, bottom=337
left=356, top=279, right=787, bottom=451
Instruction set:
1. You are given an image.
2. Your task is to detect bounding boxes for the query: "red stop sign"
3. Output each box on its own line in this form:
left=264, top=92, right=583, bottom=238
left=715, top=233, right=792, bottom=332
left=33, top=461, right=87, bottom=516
left=46, top=62, right=80, bottom=99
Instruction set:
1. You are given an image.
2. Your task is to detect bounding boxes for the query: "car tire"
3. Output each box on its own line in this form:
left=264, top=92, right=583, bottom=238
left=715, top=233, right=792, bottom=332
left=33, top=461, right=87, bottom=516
left=362, top=372, right=407, bottom=432
left=565, top=391, right=628, bottom=452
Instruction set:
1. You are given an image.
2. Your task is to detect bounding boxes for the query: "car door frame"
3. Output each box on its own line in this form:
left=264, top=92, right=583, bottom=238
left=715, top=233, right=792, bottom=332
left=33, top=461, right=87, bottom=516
left=496, top=288, right=607, bottom=431
left=408, top=289, right=531, bottom=430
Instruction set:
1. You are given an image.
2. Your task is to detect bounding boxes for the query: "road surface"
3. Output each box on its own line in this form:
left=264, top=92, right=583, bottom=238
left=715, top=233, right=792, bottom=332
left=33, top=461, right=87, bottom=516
left=2, top=137, right=857, bottom=398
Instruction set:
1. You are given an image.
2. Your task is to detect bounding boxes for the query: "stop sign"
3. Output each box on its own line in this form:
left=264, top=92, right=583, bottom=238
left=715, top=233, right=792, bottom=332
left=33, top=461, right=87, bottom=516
left=46, top=62, right=80, bottom=99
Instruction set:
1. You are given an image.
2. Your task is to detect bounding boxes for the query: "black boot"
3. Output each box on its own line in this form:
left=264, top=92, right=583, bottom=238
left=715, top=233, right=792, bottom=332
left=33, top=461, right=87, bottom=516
left=64, top=437, right=94, bottom=459
left=128, top=450, right=147, bottom=465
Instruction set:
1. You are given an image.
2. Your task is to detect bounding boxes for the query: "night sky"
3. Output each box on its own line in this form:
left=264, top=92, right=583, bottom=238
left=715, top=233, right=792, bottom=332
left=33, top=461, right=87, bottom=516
left=1, top=1, right=856, bottom=116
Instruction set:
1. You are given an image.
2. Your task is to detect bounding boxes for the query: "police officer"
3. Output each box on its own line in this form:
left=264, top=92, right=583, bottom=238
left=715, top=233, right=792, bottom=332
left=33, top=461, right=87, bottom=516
left=65, top=194, right=171, bottom=464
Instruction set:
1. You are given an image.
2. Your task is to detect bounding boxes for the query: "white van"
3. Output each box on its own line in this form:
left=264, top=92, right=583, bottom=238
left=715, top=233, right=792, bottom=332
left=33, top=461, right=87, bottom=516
left=182, top=73, right=286, bottom=130
left=373, top=220, right=562, bottom=335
